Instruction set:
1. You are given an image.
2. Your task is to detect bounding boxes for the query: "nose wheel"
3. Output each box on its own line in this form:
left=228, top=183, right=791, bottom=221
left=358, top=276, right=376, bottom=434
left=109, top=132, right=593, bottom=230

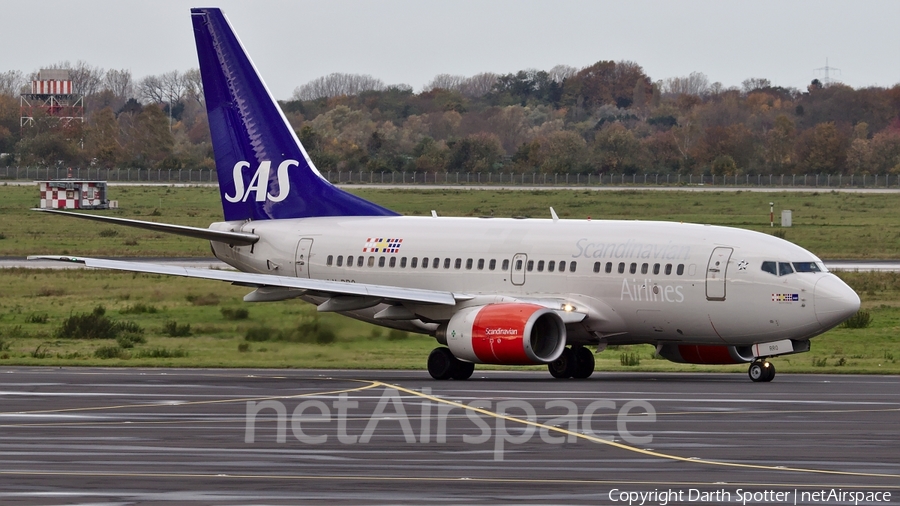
left=748, top=360, right=775, bottom=382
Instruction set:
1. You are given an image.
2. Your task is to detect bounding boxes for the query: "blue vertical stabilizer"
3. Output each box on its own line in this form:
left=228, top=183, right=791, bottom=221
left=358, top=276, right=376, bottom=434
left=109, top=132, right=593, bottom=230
left=190, top=8, right=398, bottom=221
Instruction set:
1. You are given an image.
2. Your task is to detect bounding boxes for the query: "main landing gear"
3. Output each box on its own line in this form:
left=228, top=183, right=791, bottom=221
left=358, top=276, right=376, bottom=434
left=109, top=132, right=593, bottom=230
left=427, top=347, right=475, bottom=380
left=548, top=346, right=595, bottom=379
left=748, top=360, right=776, bottom=382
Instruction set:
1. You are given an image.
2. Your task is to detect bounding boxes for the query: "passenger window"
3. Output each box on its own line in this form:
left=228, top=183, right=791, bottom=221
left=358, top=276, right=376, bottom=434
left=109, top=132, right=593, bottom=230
left=347, top=255, right=354, bottom=267
left=515, top=259, right=523, bottom=271
left=389, top=257, right=396, bottom=268
left=537, top=260, right=545, bottom=272
left=411, top=257, right=418, bottom=268
left=653, top=263, right=660, bottom=275
left=641, top=263, right=648, bottom=274
left=569, top=262, right=576, bottom=272
left=665, top=264, right=672, bottom=275
left=618, top=262, right=625, bottom=274
left=548, top=260, right=556, bottom=272
left=526, top=260, right=534, bottom=271
left=605, top=262, right=613, bottom=273
left=761, top=261, right=777, bottom=275
left=336, top=256, right=343, bottom=267
left=400, top=257, right=407, bottom=268
left=378, top=257, right=386, bottom=267
left=779, top=262, right=794, bottom=276
left=477, top=259, right=484, bottom=270
left=559, top=261, right=566, bottom=272
left=490, top=259, right=497, bottom=270
left=357, top=256, right=364, bottom=267
left=433, top=257, right=440, bottom=268
left=593, top=262, right=601, bottom=273
left=502, top=259, right=510, bottom=271
left=326, top=255, right=333, bottom=266
left=792, top=262, right=821, bottom=273
left=455, top=258, right=462, bottom=269
left=630, top=263, right=637, bottom=274
left=368, top=256, right=375, bottom=267
left=466, top=259, right=474, bottom=269
left=422, top=257, right=429, bottom=268
left=677, top=264, right=684, bottom=275
left=444, top=258, right=451, bottom=269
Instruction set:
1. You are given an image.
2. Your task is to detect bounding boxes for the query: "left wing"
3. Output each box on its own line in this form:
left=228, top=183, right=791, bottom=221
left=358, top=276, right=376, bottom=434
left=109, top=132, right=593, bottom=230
left=28, top=255, right=460, bottom=307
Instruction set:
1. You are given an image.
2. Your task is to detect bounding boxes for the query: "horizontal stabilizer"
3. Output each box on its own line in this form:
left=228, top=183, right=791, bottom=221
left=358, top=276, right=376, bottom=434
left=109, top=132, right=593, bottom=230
left=32, top=208, right=258, bottom=245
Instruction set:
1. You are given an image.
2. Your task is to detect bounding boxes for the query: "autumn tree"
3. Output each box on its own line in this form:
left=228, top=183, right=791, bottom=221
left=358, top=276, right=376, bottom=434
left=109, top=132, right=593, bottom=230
left=796, top=122, right=848, bottom=174
left=563, top=60, right=651, bottom=111
left=592, top=123, right=640, bottom=173
left=84, top=107, right=122, bottom=167
left=445, top=133, right=503, bottom=172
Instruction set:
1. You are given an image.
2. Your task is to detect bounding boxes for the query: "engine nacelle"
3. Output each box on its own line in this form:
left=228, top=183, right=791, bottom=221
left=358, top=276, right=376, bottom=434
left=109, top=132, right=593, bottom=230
left=657, top=344, right=755, bottom=365
left=440, top=303, right=566, bottom=365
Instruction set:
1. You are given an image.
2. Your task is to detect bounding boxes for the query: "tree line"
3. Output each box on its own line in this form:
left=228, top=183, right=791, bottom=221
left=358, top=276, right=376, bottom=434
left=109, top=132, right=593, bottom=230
left=1, top=59, right=899, bottom=177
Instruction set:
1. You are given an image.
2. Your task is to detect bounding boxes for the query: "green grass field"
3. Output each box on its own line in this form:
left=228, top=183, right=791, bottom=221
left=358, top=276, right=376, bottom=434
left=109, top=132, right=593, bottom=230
left=1, top=184, right=899, bottom=373
left=2, top=184, right=900, bottom=258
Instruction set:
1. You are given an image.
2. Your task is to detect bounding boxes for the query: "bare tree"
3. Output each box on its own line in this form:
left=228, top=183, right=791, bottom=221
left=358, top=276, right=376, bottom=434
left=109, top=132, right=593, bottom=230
left=137, top=74, right=165, bottom=104
left=0, top=70, right=26, bottom=96
left=70, top=60, right=105, bottom=97
left=425, top=72, right=497, bottom=98
left=547, top=64, right=577, bottom=83
left=292, top=73, right=385, bottom=100
left=460, top=73, right=498, bottom=97
left=662, top=72, right=710, bottom=96
left=741, top=77, right=772, bottom=93
left=160, top=70, right=187, bottom=105
left=182, top=68, right=203, bottom=104
left=425, top=74, right=466, bottom=92
left=103, top=69, right=133, bottom=99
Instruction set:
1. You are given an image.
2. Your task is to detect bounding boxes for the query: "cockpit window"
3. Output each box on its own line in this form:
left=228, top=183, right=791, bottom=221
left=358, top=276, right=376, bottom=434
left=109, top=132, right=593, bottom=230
left=761, top=261, right=777, bottom=275
left=792, top=262, right=822, bottom=273
left=778, top=262, right=794, bottom=276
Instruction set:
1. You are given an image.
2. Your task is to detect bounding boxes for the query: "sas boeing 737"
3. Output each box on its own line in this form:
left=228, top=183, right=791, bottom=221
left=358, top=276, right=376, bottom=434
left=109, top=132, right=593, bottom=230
left=31, top=7, right=861, bottom=382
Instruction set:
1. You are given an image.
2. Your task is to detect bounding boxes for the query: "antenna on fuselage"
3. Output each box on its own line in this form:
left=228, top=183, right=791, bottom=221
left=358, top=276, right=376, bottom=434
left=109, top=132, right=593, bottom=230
left=431, top=210, right=438, bottom=218
left=550, top=207, right=559, bottom=222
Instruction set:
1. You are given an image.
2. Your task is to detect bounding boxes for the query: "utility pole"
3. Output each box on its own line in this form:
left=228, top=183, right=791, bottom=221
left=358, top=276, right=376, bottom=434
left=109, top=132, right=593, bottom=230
left=814, top=58, right=841, bottom=86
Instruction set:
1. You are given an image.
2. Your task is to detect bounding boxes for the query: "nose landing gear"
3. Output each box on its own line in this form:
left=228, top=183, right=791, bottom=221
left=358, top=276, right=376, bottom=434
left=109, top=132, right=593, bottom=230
left=748, top=360, right=776, bottom=382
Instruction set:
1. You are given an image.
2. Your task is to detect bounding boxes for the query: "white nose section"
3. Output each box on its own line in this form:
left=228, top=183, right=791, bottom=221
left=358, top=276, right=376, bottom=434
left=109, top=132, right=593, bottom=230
left=814, top=275, right=861, bottom=328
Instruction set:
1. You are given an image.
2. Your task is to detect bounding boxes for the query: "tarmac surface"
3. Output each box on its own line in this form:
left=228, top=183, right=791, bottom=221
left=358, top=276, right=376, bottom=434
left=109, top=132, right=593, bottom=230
left=0, top=368, right=898, bottom=505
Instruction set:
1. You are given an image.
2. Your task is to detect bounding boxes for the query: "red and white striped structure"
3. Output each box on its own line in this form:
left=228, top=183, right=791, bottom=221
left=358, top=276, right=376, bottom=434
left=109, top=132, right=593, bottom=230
left=31, top=80, right=73, bottom=95
left=38, top=180, right=108, bottom=210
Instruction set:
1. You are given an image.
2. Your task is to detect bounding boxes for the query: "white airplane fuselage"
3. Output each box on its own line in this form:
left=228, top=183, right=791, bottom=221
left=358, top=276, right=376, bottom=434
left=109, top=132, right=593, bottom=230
left=211, top=215, right=856, bottom=349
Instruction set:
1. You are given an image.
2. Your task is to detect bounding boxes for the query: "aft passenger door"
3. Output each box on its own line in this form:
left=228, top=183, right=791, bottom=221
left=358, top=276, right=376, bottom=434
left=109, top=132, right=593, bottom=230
left=510, top=253, right=527, bottom=286
left=294, top=238, right=314, bottom=278
left=705, top=247, right=733, bottom=301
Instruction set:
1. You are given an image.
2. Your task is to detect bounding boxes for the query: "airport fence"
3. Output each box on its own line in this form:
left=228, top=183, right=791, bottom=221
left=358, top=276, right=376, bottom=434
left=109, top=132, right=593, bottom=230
left=2, top=166, right=900, bottom=189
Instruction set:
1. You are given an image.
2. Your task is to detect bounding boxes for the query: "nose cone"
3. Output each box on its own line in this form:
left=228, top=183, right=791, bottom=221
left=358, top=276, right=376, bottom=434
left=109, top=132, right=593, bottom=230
left=814, top=275, right=861, bottom=329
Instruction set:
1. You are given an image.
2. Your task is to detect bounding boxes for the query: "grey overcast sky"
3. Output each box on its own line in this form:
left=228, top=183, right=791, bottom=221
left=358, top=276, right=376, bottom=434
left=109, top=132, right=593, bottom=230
left=3, top=0, right=899, bottom=100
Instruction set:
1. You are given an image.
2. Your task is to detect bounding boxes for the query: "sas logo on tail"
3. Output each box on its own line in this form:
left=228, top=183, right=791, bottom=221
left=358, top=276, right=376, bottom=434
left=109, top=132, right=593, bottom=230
left=225, top=160, right=297, bottom=203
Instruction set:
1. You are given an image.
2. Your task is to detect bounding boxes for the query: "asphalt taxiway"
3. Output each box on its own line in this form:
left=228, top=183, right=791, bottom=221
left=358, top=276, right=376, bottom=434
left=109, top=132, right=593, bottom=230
left=0, top=368, right=898, bottom=504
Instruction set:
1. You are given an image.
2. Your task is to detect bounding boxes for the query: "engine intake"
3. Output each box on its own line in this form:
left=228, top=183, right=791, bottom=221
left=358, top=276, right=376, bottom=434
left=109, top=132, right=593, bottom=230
left=439, top=303, right=566, bottom=365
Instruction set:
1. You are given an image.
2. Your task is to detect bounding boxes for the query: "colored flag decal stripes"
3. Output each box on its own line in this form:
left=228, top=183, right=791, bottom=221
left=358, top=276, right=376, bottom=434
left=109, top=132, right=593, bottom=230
left=363, top=238, right=403, bottom=253
left=772, top=293, right=799, bottom=302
